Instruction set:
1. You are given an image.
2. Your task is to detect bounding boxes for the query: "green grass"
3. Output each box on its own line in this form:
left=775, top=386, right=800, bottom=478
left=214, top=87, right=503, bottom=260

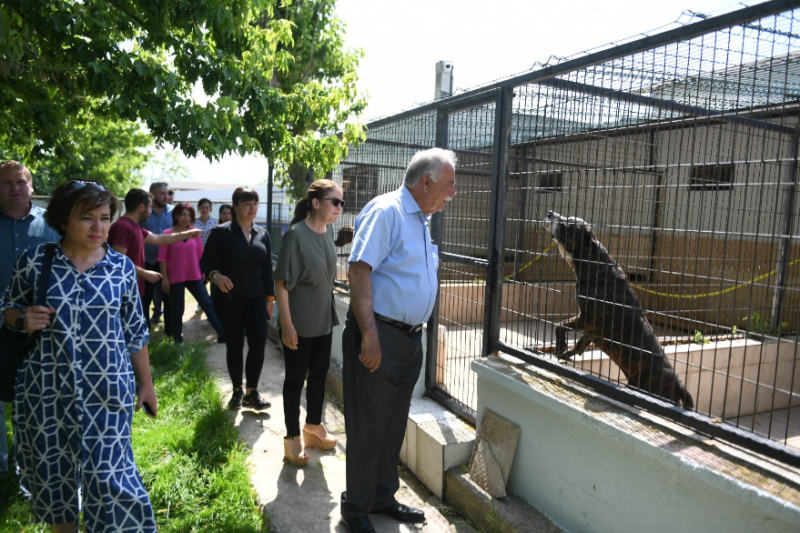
left=0, top=340, right=267, bottom=532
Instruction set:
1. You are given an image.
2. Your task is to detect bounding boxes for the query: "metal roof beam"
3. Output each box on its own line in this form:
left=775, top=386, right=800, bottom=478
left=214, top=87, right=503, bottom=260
left=537, top=77, right=797, bottom=135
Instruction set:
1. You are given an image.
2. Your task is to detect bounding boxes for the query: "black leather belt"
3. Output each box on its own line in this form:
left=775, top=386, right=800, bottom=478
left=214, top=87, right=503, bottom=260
left=374, top=312, right=423, bottom=334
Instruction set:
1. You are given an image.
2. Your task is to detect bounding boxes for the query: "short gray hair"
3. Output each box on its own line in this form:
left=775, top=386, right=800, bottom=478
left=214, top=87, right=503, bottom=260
left=404, top=148, right=457, bottom=187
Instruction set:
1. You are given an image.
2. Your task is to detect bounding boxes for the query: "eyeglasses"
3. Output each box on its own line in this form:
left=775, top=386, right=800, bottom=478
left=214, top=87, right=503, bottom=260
left=323, top=198, right=345, bottom=208
left=152, top=181, right=169, bottom=187
left=65, top=180, right=106, bottom=192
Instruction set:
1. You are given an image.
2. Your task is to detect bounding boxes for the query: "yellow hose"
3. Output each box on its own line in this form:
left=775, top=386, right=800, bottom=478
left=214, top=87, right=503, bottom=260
left=504, top=240, right=798, bottom=299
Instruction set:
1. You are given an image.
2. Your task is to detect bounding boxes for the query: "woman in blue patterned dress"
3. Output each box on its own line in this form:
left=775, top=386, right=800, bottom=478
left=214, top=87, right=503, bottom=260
left=2, top=180, right=157, bottom=533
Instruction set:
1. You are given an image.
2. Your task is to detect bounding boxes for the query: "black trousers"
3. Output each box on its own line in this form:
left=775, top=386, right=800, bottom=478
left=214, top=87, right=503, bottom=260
left=215, top=294, right=269, bottom=390
left=341, top=306, right=423, bottom=515
left=282, top=332, right=333, bottom=437
left=142, top=262, right=173, bottom=335
left=170, top=279, right=224, bottom=342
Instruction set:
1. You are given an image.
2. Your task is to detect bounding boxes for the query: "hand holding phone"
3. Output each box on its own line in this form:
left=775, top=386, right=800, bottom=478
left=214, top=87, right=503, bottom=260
left=141, top=401, right=155, bottom=418
left=136, top=384, right=158, bottom=418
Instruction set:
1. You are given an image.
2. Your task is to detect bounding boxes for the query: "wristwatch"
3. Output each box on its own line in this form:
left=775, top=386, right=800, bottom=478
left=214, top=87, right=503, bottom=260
left=15, top=315, right=24, bottom=332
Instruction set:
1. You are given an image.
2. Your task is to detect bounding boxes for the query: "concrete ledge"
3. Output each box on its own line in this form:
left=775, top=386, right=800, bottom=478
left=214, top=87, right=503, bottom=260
left=445, top=466, right=562, bottom=533
left=401, top=396, right=475, bottom=499
left=473, top=356, right=800, bottom=533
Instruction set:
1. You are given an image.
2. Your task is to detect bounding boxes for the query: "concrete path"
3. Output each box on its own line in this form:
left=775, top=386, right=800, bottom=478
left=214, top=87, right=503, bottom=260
left=170, top=309, right=474, bottom=533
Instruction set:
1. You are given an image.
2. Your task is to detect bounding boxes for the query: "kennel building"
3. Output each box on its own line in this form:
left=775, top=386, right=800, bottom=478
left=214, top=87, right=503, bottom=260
left=323, top=0, right=800, bottom=467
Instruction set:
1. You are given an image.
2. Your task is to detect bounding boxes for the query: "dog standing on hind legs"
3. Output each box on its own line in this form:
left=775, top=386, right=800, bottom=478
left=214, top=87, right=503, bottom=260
left=544, top=211, right=694, bottom=408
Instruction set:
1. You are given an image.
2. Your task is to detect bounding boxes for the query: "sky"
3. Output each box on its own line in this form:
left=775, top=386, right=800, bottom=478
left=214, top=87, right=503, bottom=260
left=158, top=0, right=747, bottom=187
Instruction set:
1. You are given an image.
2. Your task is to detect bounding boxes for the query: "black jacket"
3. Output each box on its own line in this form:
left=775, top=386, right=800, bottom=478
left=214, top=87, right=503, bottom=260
left=200, top=220, right=275, bottom=301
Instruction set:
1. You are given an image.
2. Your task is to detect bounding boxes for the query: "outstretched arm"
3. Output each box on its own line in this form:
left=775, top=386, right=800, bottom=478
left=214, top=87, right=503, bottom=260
left=146, top=228, right=201, bottom=245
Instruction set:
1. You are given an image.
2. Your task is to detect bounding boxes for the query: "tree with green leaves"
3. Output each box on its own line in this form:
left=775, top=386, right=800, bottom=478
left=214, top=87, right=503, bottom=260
left=1, top=112, right=153, bottom=197
left=0, top=0, right=366, bottom=197
left=34, top=115, right=153, bottom=197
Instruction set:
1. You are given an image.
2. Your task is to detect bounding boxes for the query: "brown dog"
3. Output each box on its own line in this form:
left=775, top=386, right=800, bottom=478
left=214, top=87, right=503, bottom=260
left=544, top=211, right=694, bottom=408
left=334, top=225, right=354, bottom=247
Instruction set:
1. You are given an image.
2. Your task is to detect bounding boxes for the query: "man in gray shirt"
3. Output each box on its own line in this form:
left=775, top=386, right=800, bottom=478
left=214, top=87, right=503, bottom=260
left=140, top=182, right=174, bottom=333
left=0, top=160, right=59, bottom=473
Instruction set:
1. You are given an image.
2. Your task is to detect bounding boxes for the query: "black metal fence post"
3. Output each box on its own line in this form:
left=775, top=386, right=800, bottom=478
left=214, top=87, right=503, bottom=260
left=426, top=109, right=449, bottom=392
left=482, top=87, right=514, bottom=357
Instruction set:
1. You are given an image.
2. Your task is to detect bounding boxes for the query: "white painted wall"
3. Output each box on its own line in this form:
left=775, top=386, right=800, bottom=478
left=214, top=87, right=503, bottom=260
left=472, top=356, right=800, bottom=533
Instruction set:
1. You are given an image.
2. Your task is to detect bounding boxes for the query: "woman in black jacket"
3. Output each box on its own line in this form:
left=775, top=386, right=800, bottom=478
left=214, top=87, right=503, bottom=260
left=201, top=187, right=275, bottom=410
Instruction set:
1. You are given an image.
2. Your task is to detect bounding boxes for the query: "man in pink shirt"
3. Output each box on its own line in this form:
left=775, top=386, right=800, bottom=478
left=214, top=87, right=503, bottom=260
left=108, top=189, right=201, bottom=298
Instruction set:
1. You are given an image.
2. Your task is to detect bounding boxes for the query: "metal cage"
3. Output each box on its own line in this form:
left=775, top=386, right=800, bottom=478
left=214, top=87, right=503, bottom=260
left=320, top=0, right=800, bottom=467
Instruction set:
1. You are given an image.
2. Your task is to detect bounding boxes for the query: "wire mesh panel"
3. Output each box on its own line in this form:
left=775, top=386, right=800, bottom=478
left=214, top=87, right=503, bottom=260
left=434, top=103, right=498, bottom=415
left=500, top=6, right=800, bottom=454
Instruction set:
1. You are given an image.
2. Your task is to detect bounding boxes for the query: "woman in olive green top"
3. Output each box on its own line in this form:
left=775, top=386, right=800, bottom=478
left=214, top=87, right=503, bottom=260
left=274, top=179, right=344, bottom=466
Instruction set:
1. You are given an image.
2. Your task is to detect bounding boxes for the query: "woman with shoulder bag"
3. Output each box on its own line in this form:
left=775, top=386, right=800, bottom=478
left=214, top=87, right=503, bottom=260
left=1, top=180, right=156, bottom=532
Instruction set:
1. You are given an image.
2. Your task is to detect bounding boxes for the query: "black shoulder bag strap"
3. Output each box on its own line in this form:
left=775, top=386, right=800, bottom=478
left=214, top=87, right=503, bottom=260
left=28, top=242, right=56, bottom=349
left=37, top=243, right=56, bottom=308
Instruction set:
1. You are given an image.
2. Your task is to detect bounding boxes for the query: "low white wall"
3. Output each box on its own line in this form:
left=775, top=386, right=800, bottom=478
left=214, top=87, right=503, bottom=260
left=472, top=356, right=800, bottom=533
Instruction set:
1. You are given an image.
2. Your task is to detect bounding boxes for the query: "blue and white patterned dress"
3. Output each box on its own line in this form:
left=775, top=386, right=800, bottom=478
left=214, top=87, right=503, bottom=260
left=1, top=243, right=156, bottom=531
left=194, top=215, right=217, bottom=247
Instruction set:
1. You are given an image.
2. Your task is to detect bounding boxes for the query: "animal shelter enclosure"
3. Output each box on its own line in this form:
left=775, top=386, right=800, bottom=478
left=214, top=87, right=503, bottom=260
left=323, top=0, right=800, bottom=466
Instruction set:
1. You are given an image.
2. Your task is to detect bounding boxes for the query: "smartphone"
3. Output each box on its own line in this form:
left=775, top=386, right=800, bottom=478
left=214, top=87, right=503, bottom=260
left=136, top=384, right=156, bottom=418
left=141, top=401, right=156, bottom=418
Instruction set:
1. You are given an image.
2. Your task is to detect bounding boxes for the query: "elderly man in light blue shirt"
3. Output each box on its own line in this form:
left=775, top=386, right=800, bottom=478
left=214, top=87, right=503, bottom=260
left=340, top=148, right=457, bottom=533
left=0, top=160, right=59, bottom=474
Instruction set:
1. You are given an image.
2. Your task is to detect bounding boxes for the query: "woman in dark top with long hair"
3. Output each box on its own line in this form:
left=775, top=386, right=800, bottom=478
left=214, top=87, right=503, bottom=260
left=201, top=187, right=274, bottom=411
left=274, top=179, right=343, bottom=466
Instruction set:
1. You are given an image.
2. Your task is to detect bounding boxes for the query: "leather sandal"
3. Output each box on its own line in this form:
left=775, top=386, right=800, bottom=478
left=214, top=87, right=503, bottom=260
left=303, top=424, right=337, bottom=450
left=284, top=436, right=309, bottom=467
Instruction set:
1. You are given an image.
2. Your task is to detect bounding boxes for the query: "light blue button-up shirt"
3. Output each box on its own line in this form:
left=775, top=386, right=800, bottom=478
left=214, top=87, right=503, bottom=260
left=349, top=187, right=439, bottom=326
left=141, top=204, right=174, bottom=264
left=0, top=204, right=60, bottom=291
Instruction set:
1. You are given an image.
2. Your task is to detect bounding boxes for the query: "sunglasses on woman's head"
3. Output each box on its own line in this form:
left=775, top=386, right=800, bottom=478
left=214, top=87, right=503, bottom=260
left=65, top=180, right=107, bottom=192
left=322, top=198, right=345, bottom=208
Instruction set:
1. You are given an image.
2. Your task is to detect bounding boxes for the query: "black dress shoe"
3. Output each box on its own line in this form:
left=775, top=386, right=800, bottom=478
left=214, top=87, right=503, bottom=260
left=341, top=514, right=376, bottom=533
left=369, top=502, right=426, bottom=524
left=242, top=389, right=271, bottom=410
